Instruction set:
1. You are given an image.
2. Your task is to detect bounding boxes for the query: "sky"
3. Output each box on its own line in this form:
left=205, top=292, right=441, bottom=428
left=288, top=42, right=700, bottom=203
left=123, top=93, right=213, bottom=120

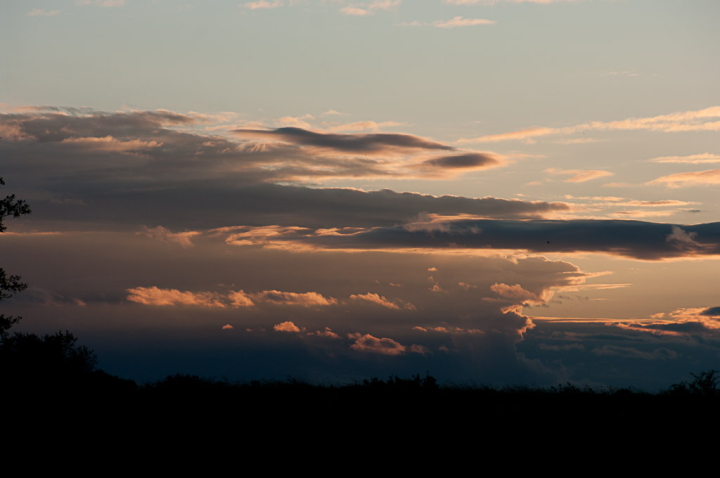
left=1, top=0, right=719, bottom=389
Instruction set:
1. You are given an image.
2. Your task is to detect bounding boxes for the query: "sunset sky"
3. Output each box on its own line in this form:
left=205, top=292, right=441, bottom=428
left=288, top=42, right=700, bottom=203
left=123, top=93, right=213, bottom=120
left=2, top=0, right=719, bottom=388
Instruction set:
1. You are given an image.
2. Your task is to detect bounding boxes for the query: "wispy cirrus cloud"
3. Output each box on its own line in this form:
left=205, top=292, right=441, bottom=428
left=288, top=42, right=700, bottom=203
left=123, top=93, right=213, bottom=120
left=648, top=153, right=720, bottom=164
left=612, top=307, right=720, bottom=338
left=76, top=0, right=126, bottom=7
left=459, top=106, right=720, bottom=143
left=434, top=16, right=495, bottom=27
left=444, top=0, right=578, bottom=4
left=545, top=168, right=614, bottom=183
left=243, top=0, right=283, bottom=9
left=28, top=9, right=60, bottom=16
left=646, top=169, right=720, bottom=188
left=341, top=0, right=401, bottom=15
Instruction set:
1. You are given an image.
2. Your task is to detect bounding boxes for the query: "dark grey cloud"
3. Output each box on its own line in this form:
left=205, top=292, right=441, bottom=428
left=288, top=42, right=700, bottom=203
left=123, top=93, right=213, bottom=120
left=421, top=153, right=500, bottom=169
left=233, top=127, right=453, bottom=153
left=276, top=219, right=720, bottom=260
left=0, top=110, right=569, bottom=231
left=700, top=307, right=720, bottom=317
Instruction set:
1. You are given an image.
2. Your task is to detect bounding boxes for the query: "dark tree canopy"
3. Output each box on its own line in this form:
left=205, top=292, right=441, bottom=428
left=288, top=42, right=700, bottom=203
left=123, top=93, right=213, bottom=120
left=0, top=176, right=31, bottom=338
left=0, top=177, right=31, bottom=233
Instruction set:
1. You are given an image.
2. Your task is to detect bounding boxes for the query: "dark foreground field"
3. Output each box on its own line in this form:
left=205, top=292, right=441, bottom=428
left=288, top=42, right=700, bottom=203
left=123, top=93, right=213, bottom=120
left=4, top=331, right=720, bottom=436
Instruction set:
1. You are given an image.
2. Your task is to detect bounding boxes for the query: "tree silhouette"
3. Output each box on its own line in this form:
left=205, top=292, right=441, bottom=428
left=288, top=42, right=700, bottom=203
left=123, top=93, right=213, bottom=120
left=0, top=176, right=31, bottom=338
left=0, top=176, right=102, bottom=391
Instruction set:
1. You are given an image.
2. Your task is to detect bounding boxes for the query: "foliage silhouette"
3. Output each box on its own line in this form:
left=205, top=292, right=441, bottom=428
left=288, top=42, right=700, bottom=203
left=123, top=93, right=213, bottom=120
left=666, top=369, right=719, bottom=397
left=0, top=176, right=103, bottom=394
left=0, top=176, right=31, bottom=338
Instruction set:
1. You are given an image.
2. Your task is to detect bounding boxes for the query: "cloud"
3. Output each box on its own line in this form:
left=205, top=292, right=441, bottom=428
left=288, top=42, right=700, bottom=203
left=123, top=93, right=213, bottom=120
left=274, top=321, right=302, bottom=332
left=126, top=287, right=225, bottom=307
left=648, top=153, right=720, bottom=164
left=490, top=283, right=548, bottom=306
left=235, top=217, right=720, bottom=260
left=228, top=290, right=255, bottom=307
left=340, top=1, right=401, bottom=16
left=646, top=169, right=720, bottom=188
left=459, top=106, right=720, bottom=143
left=350, top=334, right=406, bottom=355
left=545, top=168, right=614, bottom=183
left=125, top=287, right=337, bottom=308
left=139, top=226, right=201, bottom=248
left=612, top=307, right=720, bottom=337
left=76, top=0, right=126, bottom=7
left=28, top=9, right=60, bottom=16
left=244, top=0, right=283, bottom=9
left=321, top=110, right=348, bottom=116
left=1, top=109, right=572, bottom=231
left=350, top=292, right=406, bottom=309
left=251, top=290, right=338, bottom=307
left=59, top=136, right=163, bottom=154
left=341, top=7, right=371, bottom=15
left=592, top=345, right=678, bottom=360
left=233, top=126, right=453, bottom=154
left=308, top=327, right=341, bottom=339
left=444, top=0, right=576, bottom=3
left=325, top=121, right=402, bottom=133
left=370, top=0, right=402, bottom=10
left=222, top=324, right=234, bottom=330
left=700, top=307, right=720, bottom=317
left=420, top=153, right=501, bottom=170
left=434, top=17, right=495, bottom=28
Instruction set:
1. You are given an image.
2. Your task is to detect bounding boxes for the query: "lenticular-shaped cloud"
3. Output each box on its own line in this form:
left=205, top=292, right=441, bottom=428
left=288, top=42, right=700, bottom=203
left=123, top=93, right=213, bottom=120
left=233, top=127, right=453, bottom=154
left=421, top=152, right=501, bottom=170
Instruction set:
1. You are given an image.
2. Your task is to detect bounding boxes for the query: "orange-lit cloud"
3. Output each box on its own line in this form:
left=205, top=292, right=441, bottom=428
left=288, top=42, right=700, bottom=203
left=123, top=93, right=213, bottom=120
left=434, top=17, right=495, bottom=28
left=341, top=6, right=371, bottom=15
left=253, top=290, right=338, bottom=307
left=228, top=290, right=255, bottom=307
left=59, top=136, right=163, bottom=154
left=648, top=153, right=720, bottom=164
left=646, top=169, right=720, bottom=188
left=459, top=106, right=720, bottom=143
left=244, top=0, right=283, bottom=9
left=349, top=292, right=412, bottom=310
left=350, top=334, right=406, bottom=355
left=308, top=327, right=341, bottom=339
left=126, top=287, right=225, bottom=307
left=545, top=168, right=614, bottom=183
left=274, top=321, right=302, bottom=332
left=491, top=282, right=550, bottom=306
